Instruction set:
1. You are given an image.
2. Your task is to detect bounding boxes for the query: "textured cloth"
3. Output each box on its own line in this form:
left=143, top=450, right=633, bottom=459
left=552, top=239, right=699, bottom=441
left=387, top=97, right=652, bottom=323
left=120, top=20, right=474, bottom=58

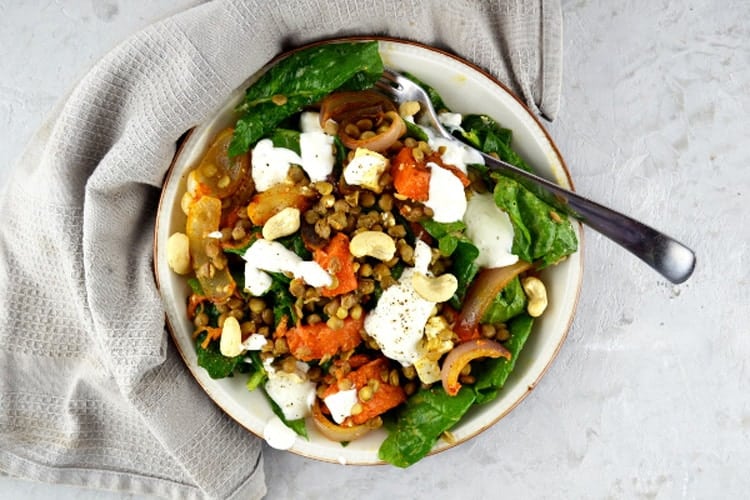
left=0, top=1, right=562, bottom=498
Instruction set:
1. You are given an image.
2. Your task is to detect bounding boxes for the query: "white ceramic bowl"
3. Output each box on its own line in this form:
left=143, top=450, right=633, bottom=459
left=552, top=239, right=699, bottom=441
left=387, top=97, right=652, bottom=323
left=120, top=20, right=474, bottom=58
left=154, top=38, right=583, bottom=465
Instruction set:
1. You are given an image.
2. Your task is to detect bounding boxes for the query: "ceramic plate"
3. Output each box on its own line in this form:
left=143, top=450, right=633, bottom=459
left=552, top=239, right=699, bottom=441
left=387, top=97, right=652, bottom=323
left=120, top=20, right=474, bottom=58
left=154, top=38, right=583, bottom=465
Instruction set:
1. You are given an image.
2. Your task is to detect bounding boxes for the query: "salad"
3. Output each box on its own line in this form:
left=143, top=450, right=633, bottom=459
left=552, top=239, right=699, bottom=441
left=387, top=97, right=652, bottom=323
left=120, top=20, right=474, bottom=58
left=165, top=41, right=577, bottom=467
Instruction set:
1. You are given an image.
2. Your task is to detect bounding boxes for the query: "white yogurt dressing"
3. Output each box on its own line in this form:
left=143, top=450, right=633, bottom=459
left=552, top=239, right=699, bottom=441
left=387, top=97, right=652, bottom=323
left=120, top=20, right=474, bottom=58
left=438, top=111, right=464, bottom=132
left=263, top=416, right=298, bottom=450
left=299, top=131, right=334, bottom=182
left=323, top=389, right=358, bottom=424
left=299, top=111, right=324, bottom=133
left=463, top=192, right=518, bottom=268
left=251, top=139, right=302, bottom=192
left=263, top=358, right=316, bottom=421
left=264, top=372, right=316, bottom=421
left=424, top=162, right=467, bottom=223
left=251, top=112, right=335, bottom=191
left=419, top=126, right=484, bottom=173
left=241, top=239, right=331, bottom=296
left=363, top=241, right=434, bottom=366
left=241, top=333, right=268, bottom=351
left=243, top=264, right=273, bottom=296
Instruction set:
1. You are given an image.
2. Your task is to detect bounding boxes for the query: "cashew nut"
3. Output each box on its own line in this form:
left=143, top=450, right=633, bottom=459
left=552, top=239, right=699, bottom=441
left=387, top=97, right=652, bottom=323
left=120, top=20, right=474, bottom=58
left=262, top=207, right=301, bottom=240
left=166, top=232, right=191, bottom=275
left=219, top=316, right=243, bottom=357
left=398, top=100, right=421, bottom=119
left=412, top=272, right=458, bottom=303
left=349, top=231, right=396, bottom=261
left=522, top=276, right=548, bottom=317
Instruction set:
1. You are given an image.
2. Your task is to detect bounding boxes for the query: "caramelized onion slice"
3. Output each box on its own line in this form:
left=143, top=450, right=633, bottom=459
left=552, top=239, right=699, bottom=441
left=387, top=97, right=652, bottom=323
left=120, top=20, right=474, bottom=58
left=319, top=91, right=406, bottom=153
left=454, top=261, right=532, bottom=342
left=186, top=196, right=236, bottom=303
left=191, top=128, right=249, bottom=199
left=441, top=339, right=511, bottom=396
left=311, top=399, right=380, bottom=442
left=319, top=90, right=394, bottom=125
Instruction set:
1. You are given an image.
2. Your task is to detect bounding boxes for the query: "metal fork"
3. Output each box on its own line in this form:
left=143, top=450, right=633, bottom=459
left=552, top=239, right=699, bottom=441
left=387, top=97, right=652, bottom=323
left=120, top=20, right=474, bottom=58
left=375, top=69, right=696, bottom=284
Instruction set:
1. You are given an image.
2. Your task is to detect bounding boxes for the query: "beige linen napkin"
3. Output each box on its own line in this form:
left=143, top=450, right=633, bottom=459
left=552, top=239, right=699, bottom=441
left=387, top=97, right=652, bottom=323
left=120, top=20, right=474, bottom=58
left=0, top=0, right=562, bottom=498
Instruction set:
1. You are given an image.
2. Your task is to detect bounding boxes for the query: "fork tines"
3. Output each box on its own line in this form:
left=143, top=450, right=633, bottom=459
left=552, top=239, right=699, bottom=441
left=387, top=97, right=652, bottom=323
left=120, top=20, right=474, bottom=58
left=375, top=69, right=402, bottom=92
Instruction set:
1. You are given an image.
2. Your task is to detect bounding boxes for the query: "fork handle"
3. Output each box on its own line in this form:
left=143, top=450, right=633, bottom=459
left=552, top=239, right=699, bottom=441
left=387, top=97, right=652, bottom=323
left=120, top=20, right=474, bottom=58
left=480, top=153, right=696, bottom=284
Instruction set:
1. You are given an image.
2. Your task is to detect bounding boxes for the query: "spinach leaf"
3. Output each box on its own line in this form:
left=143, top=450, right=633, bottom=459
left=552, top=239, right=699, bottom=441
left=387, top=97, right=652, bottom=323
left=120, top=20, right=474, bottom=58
left=223, top=232, right=260, bottom=256
left=230, top=268, right=247, bottom=300
left=332, top=135, right=347, bottom=178
left=245, top=351, right=268, bottom=391
left=195, top=331, right=242, bottom=379
left=472, top=314, right=535, bottom=404
left=196, top=302, right=220, bottom=328
left=378, top=386, right=476, bottom=468
left=402, top=72, right=449, bottom=112
left=276, top=233, right=311, bottom=260
left=420, top=220, right=467, bottom=257
left=450, top=241, right=480, bottom=308
left=461, top=114, right=531, bottom=174
left=419, top=220, right=480, bottom=308
left=187, top=277, right=204, bottom=295
left=268, top=128, right=301, bottom=154
left=266, top=272, right=297, bottom=325
left=481, top=276, right=527, bottom=324
left=493, top=176, right=578, bottom=267
left=230, top=42, right=383, bottom=156
left=390, top=260, right=405, bottom=281
left=245, top=368, right=267, bottom=392
left=461, top=114, right=511, bottom=148
left=404, top=120, right=429, bottom=142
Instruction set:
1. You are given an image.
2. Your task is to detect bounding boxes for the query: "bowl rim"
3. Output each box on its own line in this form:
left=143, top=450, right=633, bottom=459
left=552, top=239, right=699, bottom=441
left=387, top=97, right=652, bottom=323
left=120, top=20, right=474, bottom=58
left=153, top=35, right=584, bottom=465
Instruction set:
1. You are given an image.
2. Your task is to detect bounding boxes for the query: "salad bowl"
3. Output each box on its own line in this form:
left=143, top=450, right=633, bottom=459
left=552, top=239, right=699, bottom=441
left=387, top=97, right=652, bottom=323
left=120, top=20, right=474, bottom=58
left=154, top=37, right=583, bottom=465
